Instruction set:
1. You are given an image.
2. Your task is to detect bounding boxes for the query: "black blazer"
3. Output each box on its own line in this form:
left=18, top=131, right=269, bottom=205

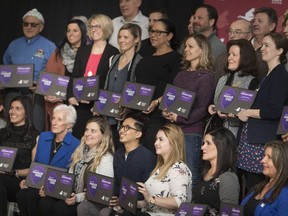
left=67, top=43, right=119, bottom=99
left=247, top=64, right=288, bottom=143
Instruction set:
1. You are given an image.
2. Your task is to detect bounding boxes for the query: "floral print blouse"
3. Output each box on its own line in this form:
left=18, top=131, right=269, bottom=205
left=144, top=161, right=192, bottom=216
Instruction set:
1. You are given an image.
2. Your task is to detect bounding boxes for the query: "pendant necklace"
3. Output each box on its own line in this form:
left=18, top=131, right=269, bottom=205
left=53, top=140, right=63, bottom=153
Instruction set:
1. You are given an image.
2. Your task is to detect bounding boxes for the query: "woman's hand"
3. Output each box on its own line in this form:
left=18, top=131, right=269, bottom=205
left=68, top=97, right=79, bottom=106
left=65, top=193, right=76, bottom=206
left=143, top=100, right=159, bottom=114
left=237, top=109, right=249, bottom=122
left=208, top=104, right=216, bottom=115
left=162, top=109, right=177, bottom=122
left=137, top=182, right=151, bottom=202
left=19, top=180, right=28, bottom=189
left=217, top=111, right=229, bottom=118
left=109, top=196, right=119, bottom=207
left=39, top=186, right=46, bottom=197
left=282, top=133, right=288, bottom=142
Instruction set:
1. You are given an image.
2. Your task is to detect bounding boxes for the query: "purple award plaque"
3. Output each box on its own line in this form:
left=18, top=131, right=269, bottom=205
left=29, top=165, right=45, bottom=185
left=124, top=83, right=136, bottom=104
left=220, top=88, right=236, bottom=109
left=87, top=175, right=98, bottom=197
left=0, top=66, right=12, bottom=84
left=164, top=87, right=177, bottom=108
left=39, top=73, right=53, bottom=93
left=74, top=79, right=84, bottom=99
left=46, top=171, right=58, bottom=193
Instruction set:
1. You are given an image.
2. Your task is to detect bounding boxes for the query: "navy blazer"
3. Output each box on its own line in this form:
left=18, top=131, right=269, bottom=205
left=67, top=43, right=119, bottom=99
left=241, top=186, right=288, bottom=216
left=247, top=64, right=288, bottom=143
left=34, top=131, right=80, bottom=169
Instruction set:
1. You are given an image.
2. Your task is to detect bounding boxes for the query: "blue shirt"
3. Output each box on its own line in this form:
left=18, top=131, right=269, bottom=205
left=3, top=35, right=56, bottom=81
left=113, top=145, right=156, bottom=199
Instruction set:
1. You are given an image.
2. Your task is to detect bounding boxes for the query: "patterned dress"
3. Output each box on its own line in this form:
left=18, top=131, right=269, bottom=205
left=144, top=161, right=192, bottom=216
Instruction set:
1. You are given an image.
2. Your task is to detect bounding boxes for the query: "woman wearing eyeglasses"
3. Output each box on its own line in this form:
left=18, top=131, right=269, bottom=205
left=67, top=14, right=118, bottom=140
left=135, top=19, right=182, bottom=154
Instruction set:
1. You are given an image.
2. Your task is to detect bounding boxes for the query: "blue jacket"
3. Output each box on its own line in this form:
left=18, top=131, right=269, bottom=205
left=241, top=186, right=288, bottom=216
left=34, top=131, right=80, bottom=169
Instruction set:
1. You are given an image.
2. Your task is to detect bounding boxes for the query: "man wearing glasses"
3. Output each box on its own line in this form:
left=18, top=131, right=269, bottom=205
left=77, top=113, right=156, bottom=216
left=3, top=8, right=56, bottom=132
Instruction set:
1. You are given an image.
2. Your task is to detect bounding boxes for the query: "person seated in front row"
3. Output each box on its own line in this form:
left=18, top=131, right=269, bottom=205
left=241, top=141, right=288, bottom=216
left=16, top=104, right=80, bottom=216
left=136, top=124, right=192, bottom=216
left=77, top=113, right=156, bottom=216
left=193, top=127, right=239, bottom=215
left=38, top=116, right=114, bottom=216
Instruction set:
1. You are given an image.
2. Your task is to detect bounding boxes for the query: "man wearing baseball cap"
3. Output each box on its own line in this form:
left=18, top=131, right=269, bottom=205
left=3, top=8, right=56, bottom=132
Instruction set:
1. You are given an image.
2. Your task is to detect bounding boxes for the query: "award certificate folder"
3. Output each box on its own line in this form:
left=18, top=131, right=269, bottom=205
left=0, top=146, right=18, bottom=174
left=118, top=177, right=138, bottom=215
left=25, top=162, right=67, bottom=189
left=0, top=64, right=33, bottom=88
left=73, top=76, right=99, bottom=101
left=92, top=90, right=121, bottom=118
left=220, top=203, right=244, bottom=216
left=277, top=106, right=288, bottom=135
left=159, top=84, right=196, bottom=118
left=86, top=172, right=114, bottom=205
left=35, top=71, right=70, bottom=100
left=119, top=81, right=155, bottom=111
left=175, top=203, right=208, bottom=216
left=44, top=168, right=75, bottom=200
left=215, top=86, right=257, bottom=115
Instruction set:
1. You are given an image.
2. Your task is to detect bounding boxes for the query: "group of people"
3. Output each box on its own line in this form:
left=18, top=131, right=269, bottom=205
left=1, top=1, right=288, bottom=215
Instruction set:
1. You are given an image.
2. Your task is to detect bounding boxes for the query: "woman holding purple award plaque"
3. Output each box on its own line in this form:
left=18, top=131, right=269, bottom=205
left=44, top=19, right=87, bottom=130
left=135, top=19, right=182, bottom=153
left=67, top=14, right=118, bottom=140
left=136, top=124, right=192, bottom=216
left=16, top=104, right=80, bottom=216
left=162, top=34, right=215, bottom=188
left=102, top=23, right=142, bottom=150
left=0, top=95, right=39, bottom=216
left=208, top=39, right=259, bottom=138
left=39, top=116, right=114, bottom=216
left=237, top=32, right=288, bottom=195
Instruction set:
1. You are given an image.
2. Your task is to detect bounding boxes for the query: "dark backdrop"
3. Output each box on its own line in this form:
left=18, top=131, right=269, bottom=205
left=0, top=0, right=203, bottom=63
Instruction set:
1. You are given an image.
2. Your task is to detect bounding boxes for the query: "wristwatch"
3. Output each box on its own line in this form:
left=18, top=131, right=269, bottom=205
left=149, top=196, right=156, bottom=205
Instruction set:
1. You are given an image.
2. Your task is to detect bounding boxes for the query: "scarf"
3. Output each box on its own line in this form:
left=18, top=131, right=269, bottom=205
left=61, top=42, right=77, bottom=73
left=73, top=144, right=97, bottom=193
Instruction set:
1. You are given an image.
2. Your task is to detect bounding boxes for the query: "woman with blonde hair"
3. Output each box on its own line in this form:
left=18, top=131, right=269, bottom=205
left=162, top=34, right=215, bottom=188
left=67, top=14, right=118, bottom=139
left=39, top=116, right=114, bottom=216
left=137, top=124, right=192, bottom=216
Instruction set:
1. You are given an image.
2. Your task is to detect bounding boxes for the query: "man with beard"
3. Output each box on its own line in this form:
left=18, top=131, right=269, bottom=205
left=193, top=4, right=225, bottom=58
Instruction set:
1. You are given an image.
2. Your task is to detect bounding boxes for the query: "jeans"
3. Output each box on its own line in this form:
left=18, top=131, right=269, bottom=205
left=184, top=133, right=203, bottom=188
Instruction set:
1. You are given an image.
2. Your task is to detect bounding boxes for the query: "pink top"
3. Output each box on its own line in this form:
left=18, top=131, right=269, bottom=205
left=84, top=53, right=102, bottom=77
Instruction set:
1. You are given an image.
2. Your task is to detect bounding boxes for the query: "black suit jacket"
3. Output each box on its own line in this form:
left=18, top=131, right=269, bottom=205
left=247, top=64, right=288, bottom=143
left=67, top=43, right=119, bottom=99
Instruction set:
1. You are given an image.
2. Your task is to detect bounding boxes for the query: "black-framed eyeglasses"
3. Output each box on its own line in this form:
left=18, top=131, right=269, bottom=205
left=148, top=29, right=169, bottom=36
left=22, top=22, right=41, bottom=28
left=226, top=29, right=250, bottom=36
left=119, top=124, right=141, bottom=132
left=89, top=24, right=102, bottom=30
